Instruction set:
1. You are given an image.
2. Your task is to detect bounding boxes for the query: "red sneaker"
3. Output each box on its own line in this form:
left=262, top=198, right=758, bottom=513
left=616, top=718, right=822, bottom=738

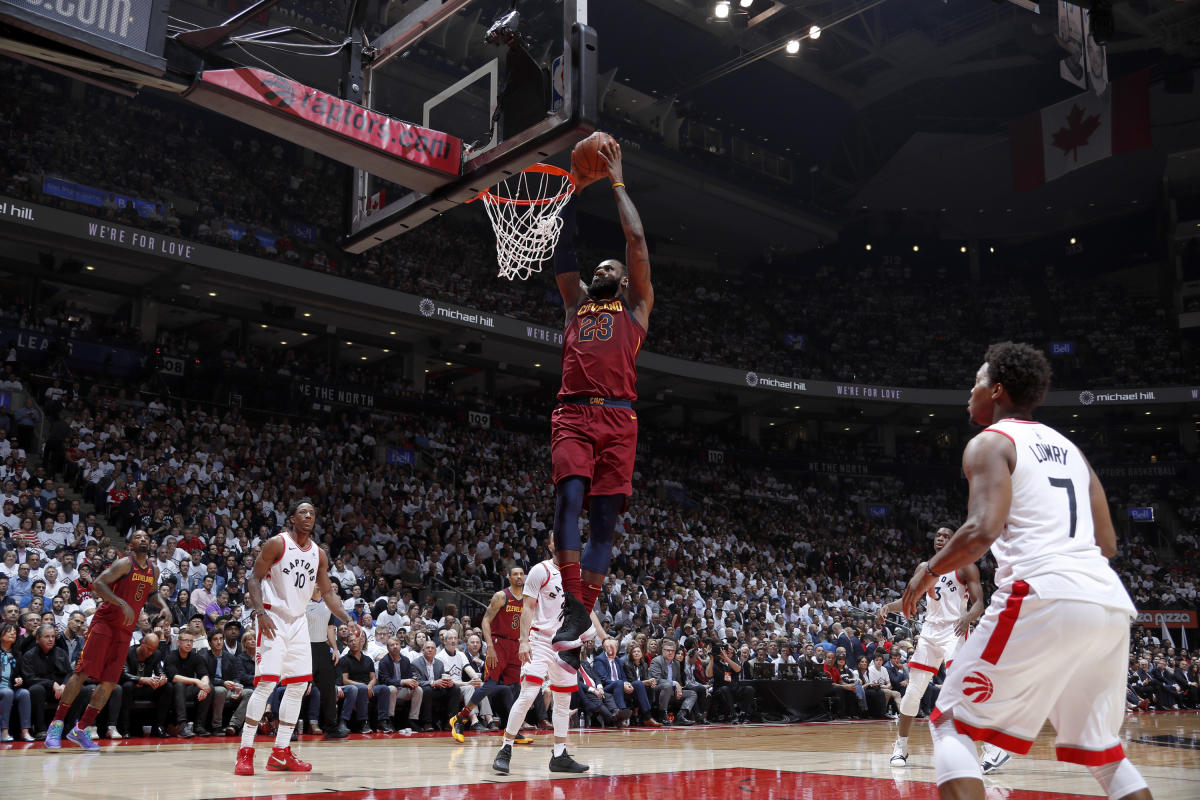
left=266, top=746, right=312, bottom=772
left=234, top=746, right=255, bottom=776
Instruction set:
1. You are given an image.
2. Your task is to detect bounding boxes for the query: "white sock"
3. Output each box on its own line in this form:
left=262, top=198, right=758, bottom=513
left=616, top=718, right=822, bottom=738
left=931, top=719, right=983, bottom=785
left=274, top=683, right=305, bottom=750
left=553, top=742, right=566, bottom=756
left=503, top=736, right=515, bottom=747
left=240, top=722, right=258, bottom=749
left=241, top=680, right=275, bottom=749
left=897, top=735, right=908, bottom=746
left=1089, top=758, right=1148, bottom=800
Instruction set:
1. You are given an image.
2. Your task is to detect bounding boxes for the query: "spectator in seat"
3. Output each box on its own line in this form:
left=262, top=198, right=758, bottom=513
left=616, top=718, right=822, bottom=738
left=622, top=644, right=659, bottom=727
left=201, top=629, right=237, bottom=734
left=341, top=631, right=392, bottom=733
left=1, top=622, right=33, bottom=741
left=377, top=635, right=423, bottom=731
left=865, top=652, right=900, bottom=718
left=682, top=645, right=711, bottom=724
left=885, top=649, right=908, bottom=697
left=649, top=639, right=696, bottom=725
left=164, top=630, right=213, bottom=738
left=1150, top=656, right=1183, bottom=710
left=411, top=639, right=454, bottom=732
left=119, top=631, right=170, bottom=737
left=576, top=640, right=618, bottom=727
left=595, top=636, right=648, bottom=726
left=23, top=623, right=86, bottom=737
left=227, top=631, right=259, bottom=733
left=708, top=641, right=753, bottom=724
left=830, top=653, right=866, bottom=718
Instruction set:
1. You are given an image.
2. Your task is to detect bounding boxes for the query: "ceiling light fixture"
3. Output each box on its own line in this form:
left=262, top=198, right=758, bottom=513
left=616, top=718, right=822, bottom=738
left=714, top=1, right=730, bottom=19
left=809, top=24, right=821, bottom=39
left=785, top=39, right=800, bottom=54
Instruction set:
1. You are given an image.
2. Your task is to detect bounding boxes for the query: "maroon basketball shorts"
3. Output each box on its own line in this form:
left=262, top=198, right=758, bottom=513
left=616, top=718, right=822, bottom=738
left=76, top=621, right=134, bottom=684
left=488, top=637, right=523, bottom=685
left=551, top=403, right=638, bottom=497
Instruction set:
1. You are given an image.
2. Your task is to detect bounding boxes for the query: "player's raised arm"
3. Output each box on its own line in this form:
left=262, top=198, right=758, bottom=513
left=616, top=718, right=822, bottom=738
left=92, top=557, right=134, bottom=626
left=603, top=142, right=653, bottom=328
left=554, top=197, right=588, bottom=318
left=247, top=535, right=285, bottom=640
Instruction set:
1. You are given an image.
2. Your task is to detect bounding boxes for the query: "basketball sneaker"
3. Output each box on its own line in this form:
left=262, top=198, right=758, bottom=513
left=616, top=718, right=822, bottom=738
left=889, top=738, right=908, bottom=767
left=980, top=744, right=1012, bottom=774
left=234, top=746, right=255, bottom=775
left=548, top=749, right=589, bottom=773
left=66, top=725, right=100, bottom=751
left=449, top=714, right=468, bottom=744
left=266, top=746, right=312, bottom=772
left=552, top=593, right=592, bottom=651
left=44, top=720, right=64, bottom=750
left=492, top=743, right=512, bottom=774
left=513, top=734, right=534, bottom=745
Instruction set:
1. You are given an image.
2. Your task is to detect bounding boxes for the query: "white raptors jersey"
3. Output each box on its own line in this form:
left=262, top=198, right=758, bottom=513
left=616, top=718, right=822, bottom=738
left=524, top=559, right=566, bottom=634
left=982, top=419, right=1135, bottom=613
left=262, top=531, right=320, bottom=622
left=923, top=570, right=967, bottom=627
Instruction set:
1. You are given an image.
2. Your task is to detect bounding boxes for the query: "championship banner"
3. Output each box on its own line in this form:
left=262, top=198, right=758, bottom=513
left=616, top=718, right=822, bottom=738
left=1135, top=609, right=1198, bottom=629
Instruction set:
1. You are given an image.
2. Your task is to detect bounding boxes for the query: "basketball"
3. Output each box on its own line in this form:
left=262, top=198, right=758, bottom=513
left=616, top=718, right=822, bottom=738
left=572, top=131, right=616, bottom=180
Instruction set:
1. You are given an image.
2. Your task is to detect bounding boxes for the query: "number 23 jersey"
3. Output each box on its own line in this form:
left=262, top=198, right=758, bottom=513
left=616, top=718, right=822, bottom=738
left=981, top=419, right=1134, bottom=614
left=559, top=296, right=645, bottom=401
left=262, top=531, right=320, bottom=622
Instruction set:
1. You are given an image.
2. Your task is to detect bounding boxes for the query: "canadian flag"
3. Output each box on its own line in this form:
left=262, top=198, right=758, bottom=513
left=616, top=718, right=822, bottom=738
left=366, top=188, right=387, bottom=215
left=1009, top=69, right=1150, bottom=192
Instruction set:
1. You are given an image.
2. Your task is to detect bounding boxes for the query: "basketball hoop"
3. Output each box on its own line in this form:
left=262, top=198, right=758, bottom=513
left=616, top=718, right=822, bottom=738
left=469, top=164, right=574, bottom=281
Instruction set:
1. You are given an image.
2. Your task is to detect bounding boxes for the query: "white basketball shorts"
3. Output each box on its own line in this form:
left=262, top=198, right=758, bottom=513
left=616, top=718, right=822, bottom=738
left=255, top=612, right=313, bottom=685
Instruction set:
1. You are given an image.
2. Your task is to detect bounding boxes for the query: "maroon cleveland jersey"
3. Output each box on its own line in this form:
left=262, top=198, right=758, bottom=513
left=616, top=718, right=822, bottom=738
left=91, top=557, right=156, bottom=632
left=559, top=296, right=645, bottom=401
left=492, top=587, right=523, bottom=641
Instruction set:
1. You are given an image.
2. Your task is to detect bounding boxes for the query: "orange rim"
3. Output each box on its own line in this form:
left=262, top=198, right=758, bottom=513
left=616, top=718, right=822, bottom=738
left=468, top=163, right=574, bottom=206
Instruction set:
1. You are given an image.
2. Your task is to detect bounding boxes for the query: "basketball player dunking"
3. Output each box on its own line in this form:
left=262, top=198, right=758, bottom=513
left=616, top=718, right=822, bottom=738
left=901, top=342, right=1153, bottom=800
left=881, top=527, right=984, bottom=768
left=45, top=529, right=167, bottom=750
left=450, top=566, right=532, bottom=744
left=234, top=500, right=357, bottom=776
left=551, top=136, right=654, bottom=661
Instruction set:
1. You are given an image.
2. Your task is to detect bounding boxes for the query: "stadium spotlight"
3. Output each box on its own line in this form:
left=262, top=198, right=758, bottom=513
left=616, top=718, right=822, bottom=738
left=865, top=243, right=872, bottom=251
left=809, top=24, right=821, bottom=39
left=1069, top=236, right=1077, bottom=245
left=739, top=0, right=753, bottom=7
left=912, top=245, right=920, bottom=253
left=714, top=1, right=730, bottom=19
left=960, top=246, right=967, bottom=253
left=989, top=246, right=995, bottom=253
left=785, top=39, right=800, bottom=54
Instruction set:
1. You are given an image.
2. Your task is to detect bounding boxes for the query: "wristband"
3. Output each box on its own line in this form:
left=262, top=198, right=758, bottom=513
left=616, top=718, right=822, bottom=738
left=612, top=182, right=625, bottom=189
left=924, top=562, right=940, bottom=578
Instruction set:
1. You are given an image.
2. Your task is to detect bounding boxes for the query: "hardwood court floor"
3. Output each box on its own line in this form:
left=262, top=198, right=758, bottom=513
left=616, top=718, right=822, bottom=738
left=3, top=711, right=1198, bottom=800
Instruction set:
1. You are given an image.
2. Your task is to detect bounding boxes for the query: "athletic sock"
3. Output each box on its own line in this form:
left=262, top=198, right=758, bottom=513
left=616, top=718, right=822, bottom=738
left=53, top=702, right=71, bottom=724
left=240, top=722, right=258, bottom=749
left=275, top=722, right=295, bottom=749
left=560, top=561, right=582, bottom=603
left=553, top=742, right=566, bottom=756
left=503, top=736, right=514, bottom=748
left=77, top=705, right=100, bottom=730
left=582, top=580, right=602, bottom=613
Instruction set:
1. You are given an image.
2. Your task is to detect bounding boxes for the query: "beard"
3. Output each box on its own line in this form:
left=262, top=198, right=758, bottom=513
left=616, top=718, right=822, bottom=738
left=588, top=275, right=621, bottom=299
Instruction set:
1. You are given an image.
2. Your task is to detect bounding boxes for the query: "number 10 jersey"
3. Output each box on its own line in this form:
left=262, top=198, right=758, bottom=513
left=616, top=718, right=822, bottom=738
left=262, top=531, right=320, bottom=622
left=980, top=419, right=1134, bottom=613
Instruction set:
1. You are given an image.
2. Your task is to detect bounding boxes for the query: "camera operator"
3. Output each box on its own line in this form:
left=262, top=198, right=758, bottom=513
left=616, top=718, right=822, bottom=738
left=707, top=640, right=753, bottom=724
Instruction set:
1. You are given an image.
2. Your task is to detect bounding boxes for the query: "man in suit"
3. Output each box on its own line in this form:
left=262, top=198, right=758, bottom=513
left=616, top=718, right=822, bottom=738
left=649, top=640, right=696, bottom=725
left=594, top=637, right=651, bottom=718
left=1150, top=656, right=1182, bottom=709
left=377, top=635, right=424, bottom=730
left=120, top=632, right=171, bottom=737
left=201, top=629, right=238, bottom=734
left=576, top=641, right=619, bottom=727
left=835, top=624, right=866, bottom=666
left=1176, top=658, right=1198, bottom=708
left=410, top=639, right=455, bottom=732
left=1130, top=658, right=1156, bottom=708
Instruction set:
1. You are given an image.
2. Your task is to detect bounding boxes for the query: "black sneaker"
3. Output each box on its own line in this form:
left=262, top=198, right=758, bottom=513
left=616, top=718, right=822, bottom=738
left=552, top=592, right=592, bottom=647
left=549, top=749, right=589, bottom=773
left=324, top=722, right=350, bottom=740
left=492, top=744, right=513, bottom=775
left=558, top=646, right=581, bottom=671
left=379, top=720, right=394, bottom=734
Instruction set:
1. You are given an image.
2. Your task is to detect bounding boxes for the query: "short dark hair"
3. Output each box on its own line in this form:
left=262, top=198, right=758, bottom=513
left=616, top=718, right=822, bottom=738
left=983, top=341, right=1051, bottom=409
left=287, top=498, right=315, bottom=519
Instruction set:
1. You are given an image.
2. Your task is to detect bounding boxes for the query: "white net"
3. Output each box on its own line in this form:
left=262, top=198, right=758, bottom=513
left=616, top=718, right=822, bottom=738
left=477, top=166, right=574, bottom=281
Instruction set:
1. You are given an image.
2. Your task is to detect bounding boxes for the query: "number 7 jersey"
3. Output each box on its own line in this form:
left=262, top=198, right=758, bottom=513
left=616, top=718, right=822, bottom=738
left=262, top=531, right=320, bottom=622
left=981, top=419, right=1134, bottom=614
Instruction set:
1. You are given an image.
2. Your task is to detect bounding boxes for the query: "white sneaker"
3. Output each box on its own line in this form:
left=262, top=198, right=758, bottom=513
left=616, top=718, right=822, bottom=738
left=890, top=738, right=908, bottom=767
left=980, top=744, right=1012, bottom=774
left=107, top=726, right=123, bottom=740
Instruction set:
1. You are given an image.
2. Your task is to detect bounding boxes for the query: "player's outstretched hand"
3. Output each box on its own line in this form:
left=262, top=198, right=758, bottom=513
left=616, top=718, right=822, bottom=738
left=256, top=612, right=278, bottom=641
left=600, top=139, right=623, bottom=185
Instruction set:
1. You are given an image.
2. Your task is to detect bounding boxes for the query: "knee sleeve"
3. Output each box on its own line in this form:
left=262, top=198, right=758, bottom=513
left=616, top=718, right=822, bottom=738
left=246, top=680, right=275, bottom=724
left=552, top=690, right=572, bottom=739
left=899, top=668, right=934, bottom=717
left=554, top=478, right=587, bottom=553
left=581, top=494, right=621, bottom=575
left=1089, top=759, right=1148, bottom=800
left=505, top=682, right=542, bottom=737
left=931, top=716, right=983, bottom=786
left=277, top=682, right=305, bottom=725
